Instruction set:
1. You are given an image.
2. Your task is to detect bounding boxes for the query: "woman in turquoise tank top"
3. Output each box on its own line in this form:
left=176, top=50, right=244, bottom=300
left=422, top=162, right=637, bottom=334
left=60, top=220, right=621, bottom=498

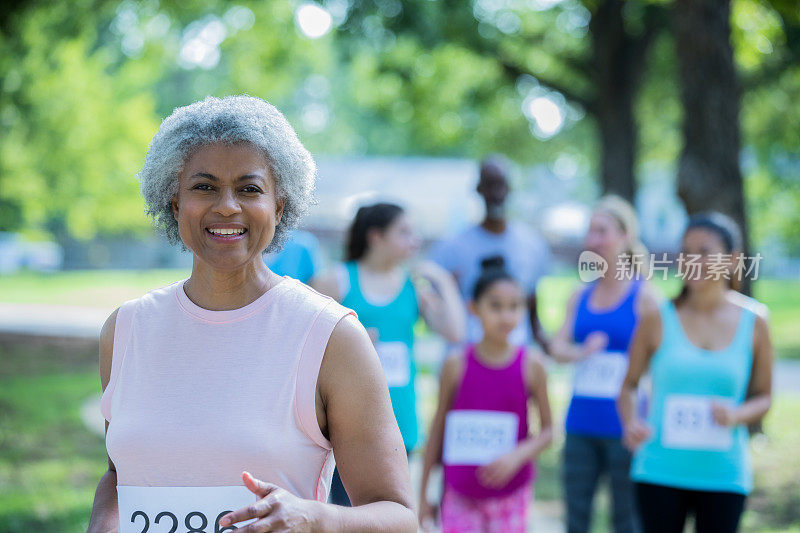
left=314, top=202, right=465, bottom=506
left=618, top=212, right=773, bottom=533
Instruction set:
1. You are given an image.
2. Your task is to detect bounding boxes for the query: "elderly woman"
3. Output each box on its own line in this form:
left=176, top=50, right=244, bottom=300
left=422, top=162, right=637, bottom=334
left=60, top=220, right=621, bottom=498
left=87, top=96, right=416, bottom=533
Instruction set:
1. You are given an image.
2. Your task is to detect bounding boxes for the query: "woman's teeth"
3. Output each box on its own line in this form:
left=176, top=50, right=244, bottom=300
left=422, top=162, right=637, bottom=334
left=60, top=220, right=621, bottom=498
left=207, top=228, right=246, bottom=235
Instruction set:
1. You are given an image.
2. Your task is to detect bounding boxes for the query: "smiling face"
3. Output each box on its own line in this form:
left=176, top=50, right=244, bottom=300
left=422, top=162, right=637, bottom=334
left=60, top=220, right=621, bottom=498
left=171, top=142, right=284, bottom=271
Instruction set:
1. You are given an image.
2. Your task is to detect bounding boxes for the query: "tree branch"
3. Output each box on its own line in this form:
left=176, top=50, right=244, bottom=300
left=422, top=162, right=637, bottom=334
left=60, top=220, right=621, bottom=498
left=496, top=53, right=594, bottom=112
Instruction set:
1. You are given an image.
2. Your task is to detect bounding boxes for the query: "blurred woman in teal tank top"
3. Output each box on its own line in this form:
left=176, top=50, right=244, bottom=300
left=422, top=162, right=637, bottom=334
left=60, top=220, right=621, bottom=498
left=314, top=202, right=465, bottom=506
left=619, top=212, right=773, bottom=533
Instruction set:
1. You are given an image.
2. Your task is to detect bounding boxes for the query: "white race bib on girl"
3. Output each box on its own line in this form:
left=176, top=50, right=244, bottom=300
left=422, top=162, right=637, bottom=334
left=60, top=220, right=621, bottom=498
left=443, top=410, right=519, bottom=466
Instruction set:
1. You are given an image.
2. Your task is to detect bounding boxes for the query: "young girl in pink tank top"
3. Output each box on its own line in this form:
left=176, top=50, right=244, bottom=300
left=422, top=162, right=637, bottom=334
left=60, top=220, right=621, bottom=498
left=419, top=256, right=554, bottom=532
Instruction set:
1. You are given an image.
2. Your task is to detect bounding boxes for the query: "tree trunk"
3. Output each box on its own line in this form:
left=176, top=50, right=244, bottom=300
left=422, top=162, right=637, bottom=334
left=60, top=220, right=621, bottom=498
left=589, top=0, right=653, bottom=201
left=674, top=0, right=751, bottom=294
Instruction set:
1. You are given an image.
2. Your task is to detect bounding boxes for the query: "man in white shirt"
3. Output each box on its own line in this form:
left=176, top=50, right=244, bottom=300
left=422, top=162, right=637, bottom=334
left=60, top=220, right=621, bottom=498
left=428, top=155, right=551, bottom=349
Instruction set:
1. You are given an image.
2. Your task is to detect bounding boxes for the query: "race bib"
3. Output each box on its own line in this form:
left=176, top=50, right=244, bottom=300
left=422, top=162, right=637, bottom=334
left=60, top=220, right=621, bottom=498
left=661, top=394, right=734, bottom=451
left=572, top=350, right=628, bottom=399
left=443, top=410, right=519, bottom=466
left=118, top=485, right=256, bottom=532
left=375, top=341, right=411, bottom=387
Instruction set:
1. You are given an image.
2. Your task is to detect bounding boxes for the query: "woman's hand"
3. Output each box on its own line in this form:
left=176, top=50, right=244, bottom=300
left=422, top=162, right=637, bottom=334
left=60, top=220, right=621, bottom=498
left=411, top=260, right=466, bottom=344
left=417, top=497, right=438, bottom=532
left=579, top=331, right=609, bottom=359
left=219, top=472, right=322, bottom=532
left=711, top=401, right=740, bottom=427
left=622, top=418, right=652, bottom=452
left=476, top=448, right=526, bottom=489
left=411, top=260, right=448, bottom=284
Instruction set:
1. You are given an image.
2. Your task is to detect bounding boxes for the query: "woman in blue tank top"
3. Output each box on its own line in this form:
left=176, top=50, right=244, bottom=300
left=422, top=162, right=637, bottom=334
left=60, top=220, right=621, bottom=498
left=550, top=195, right=659, bottom=533
left=314, top=202, right=465, bottom=506
left=618, top=212, right=773, bottom=533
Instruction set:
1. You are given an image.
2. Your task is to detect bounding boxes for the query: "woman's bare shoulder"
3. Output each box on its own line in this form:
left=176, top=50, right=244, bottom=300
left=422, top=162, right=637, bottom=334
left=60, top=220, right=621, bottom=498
left=319, top=314, right=380, bottom=389
left=441, top=350, right=466, bottom=385
left=727, top=290, right=769, bottom=320
left=99, top=308, right=120, bottom=389
left=635, top=280, right=663, bottom=314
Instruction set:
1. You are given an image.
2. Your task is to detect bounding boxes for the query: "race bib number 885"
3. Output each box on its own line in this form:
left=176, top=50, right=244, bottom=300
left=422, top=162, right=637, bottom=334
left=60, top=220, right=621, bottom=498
left=661, top=394, right=734, bottom=451
left=118, top=486, right=256, bottom=533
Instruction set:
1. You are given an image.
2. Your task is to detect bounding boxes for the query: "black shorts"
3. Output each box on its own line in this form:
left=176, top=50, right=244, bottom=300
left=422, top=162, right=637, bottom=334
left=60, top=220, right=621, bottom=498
left=635, top=481, right=746, bottom=533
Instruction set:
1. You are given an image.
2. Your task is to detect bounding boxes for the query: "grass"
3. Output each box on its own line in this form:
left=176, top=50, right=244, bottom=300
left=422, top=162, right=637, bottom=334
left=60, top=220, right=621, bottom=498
left=0, top=268, right=190, bottom=310
left=0, top=341, right=105, bottom=533
left=750, top=280, right=800, bottom=360
left=745, top=395, right=800, bottom=531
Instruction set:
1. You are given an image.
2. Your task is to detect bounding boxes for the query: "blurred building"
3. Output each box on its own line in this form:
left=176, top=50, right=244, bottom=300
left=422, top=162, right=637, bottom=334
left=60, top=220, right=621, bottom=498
left=0, top=232, right=63, bottom=273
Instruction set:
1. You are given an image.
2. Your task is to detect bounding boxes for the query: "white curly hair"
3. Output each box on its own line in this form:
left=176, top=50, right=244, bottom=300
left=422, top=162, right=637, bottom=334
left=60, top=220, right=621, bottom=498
left=139, top=95, right=316, bottom=253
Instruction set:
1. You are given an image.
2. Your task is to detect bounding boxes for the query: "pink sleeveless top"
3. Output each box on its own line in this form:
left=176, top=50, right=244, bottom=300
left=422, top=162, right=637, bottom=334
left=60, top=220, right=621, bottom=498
left=443, top=344, right=535, bottom=499
left=100, top=276, right=355, bottom=501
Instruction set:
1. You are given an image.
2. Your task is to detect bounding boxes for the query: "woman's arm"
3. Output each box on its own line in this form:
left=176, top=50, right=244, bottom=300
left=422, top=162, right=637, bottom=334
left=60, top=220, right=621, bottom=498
left=547, top=288, right=601, bottom=363
left=87, top=309, right=120, bottom=533
left=617, top=297, right=661, bottom=451
left=520, top=352, right=554, bottom=459
left=527, top=292, right=550, bottom=352
left=713, top=310, right=773, bottom=427
left=316, top=315, right=417, bottom=532
left=413, top=260, right=466, bottom=344
left=418, top=353, right=463, bottom=527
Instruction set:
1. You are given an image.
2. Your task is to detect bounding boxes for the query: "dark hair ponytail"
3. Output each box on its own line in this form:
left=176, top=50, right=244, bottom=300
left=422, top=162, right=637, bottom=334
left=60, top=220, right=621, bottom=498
left=472, top=255, right=517, bottom=301
left=674, top=211, right=743, bottom=305
left=346, top=203, right=404, bottom=261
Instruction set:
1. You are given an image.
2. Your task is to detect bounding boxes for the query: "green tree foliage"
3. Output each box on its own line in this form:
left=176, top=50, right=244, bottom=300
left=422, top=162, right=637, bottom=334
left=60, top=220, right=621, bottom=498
left=340, top=0, right=800, bottom=251
left=0, top=1, right=157, bottom=240
left=0, top=0, right=797, bottom=253
left=734, top=0, right=800, bottom=255
left=0, top=0, right=344, bottom=242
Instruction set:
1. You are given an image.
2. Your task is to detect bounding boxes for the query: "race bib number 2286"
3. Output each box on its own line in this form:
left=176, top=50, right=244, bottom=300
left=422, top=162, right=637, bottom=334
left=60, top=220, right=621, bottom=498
left=118, top=485, right=257, bottom=533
